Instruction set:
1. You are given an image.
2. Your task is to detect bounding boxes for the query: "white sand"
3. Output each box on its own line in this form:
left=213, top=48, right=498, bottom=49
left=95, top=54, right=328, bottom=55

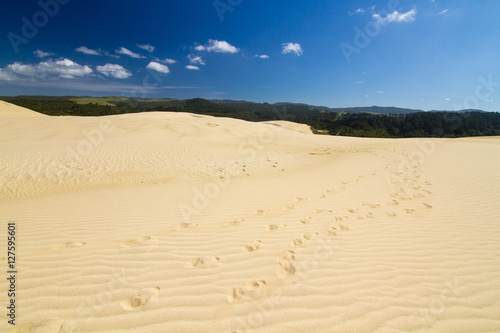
left=1, top=101, right=499, bottom=332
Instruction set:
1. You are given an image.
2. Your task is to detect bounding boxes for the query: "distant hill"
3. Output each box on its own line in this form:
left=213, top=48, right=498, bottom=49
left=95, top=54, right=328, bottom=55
left=0, top=95, right=490, bottom=115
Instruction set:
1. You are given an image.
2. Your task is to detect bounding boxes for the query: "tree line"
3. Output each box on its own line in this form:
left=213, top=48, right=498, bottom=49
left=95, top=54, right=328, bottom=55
left=2, top=96, right=499, bottom=138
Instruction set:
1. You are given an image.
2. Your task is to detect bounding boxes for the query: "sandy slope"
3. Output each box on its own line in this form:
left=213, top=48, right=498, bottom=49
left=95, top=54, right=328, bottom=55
left=0, top=101, right=499, bottom=333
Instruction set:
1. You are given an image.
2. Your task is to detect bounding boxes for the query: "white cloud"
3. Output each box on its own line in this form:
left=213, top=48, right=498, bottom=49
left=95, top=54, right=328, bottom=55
left=255, top=54, right=269, bottom=59
left=5, top=63, right=37, bottom=77
left=34, top=50, right=55, bottom=58
left=188, top=55, right=206, bottom=65
left=377, top=91, right=384, bottom=94
left=445, top=98, right=451, bottom=101
left=137, top=44, right=155, bottom=52
left=115, top=47, right=145, bottom=58
left=146, top=61, right=170, bottom=74
left=4, top=58, right=93, bottom=79
left=96, top=63, right=132, bottom=79
left=373, top=8, right=417, bottom=24
left=186, top=65, right=200, bottom=70
left=76, top=46, right=101, bottom=56
left=365, top=94, right=369, bottom=98
left=195, top=40, right=239, bottom=53
left=438, top=9, right=448, bottom=15
left=0, top=69, right=17, bottom=81
left=484, top=99, right=494, bottom=102
left=103, top=50, right=120, bottom=59
left=282, top=42, right=303, bottom=56
left=348, top=8, right=365, bottom=15
left=152, top=57, right=177, bottom=64
left=353, top=81, right=365, bottom=84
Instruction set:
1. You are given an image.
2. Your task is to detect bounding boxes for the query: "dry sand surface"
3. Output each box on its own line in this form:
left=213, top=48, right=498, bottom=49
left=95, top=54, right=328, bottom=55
left=1, top=101, right=499, bottom=333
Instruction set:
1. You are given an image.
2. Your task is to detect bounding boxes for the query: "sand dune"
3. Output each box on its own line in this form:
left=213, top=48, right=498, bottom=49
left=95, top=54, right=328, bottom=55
left=1, top=101, right=499, bottom=332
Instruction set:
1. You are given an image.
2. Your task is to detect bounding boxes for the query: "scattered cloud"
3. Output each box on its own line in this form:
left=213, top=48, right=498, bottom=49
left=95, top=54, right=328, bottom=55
left=255, top=54, right=269, bottom=59
left=438, top=9, right=448, bottom=15
left=377, top=91, right=384, bottom=94
left=445, top=98, right=451, bottom=101
left=349, top=8, right=365, bottom=15
left=115, top=47, right=145, bottom=58
left=34, top=50, right=55, bottom=58
left=373, top=8, right=417, bottom=24
left=2, top=58, right=93, bottom=80
left=0, top=69, right=17, bottom=81
left=365, top=94, right=369, bottom=98
left=146, top=61, right=170, bottom=74
left=96, top=63, right=132, bottom=79
left=103, top=50, right=120, bottom=59
left=161, top=58, right=177, bottom=64
left=282, top=42, right=303, bottom=56
left=353, top=81, right=365, bottom=84
left=484, top=99, right=494, bottom=102
left=152, top=57, right=177, bottom=64
left=137, top=44, right=155, bottom=52
left=76, top=46, right=101, bottom=56
left=188, top=55, right=206, bottom=65
left=186, top=65, right=200, bottom=70
left=195, top=39, right=239, bottom=53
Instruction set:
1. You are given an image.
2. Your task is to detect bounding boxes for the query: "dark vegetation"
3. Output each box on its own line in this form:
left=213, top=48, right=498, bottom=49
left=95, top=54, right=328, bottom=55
left=2, top=95, right=500, bottom=138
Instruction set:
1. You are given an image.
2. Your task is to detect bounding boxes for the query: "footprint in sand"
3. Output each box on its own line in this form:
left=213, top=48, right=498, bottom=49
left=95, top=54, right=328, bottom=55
left=227, top=280, right=267, bottom=303
left=294, top=197, right=305, bottom=202
left=326, top=226, right=338, bottom=236
left=121, top=286, right=160, bottom=311
left=224, top=219, right=244, bottom=227
left=386, top=211, right=397, bottom=217
left=291, top=238, right=308, bottom=248
left=243, top=241, right=262, bottom=253
left=423, top=203, right=433, bottom=209
left=300, top=217, right=312, bottom=224
left=120, top=236, right=151, bottom=247
left=339, top=225, right=349, bottom=231
left=362, top=203, right=380, bottom=209
left=277, top=251, right=297, bottom=278
left=54, top=241, right=86, bottom=249
left=120, top=236, right=159, bottom=254
left=175, top=222, right=195, bottom=230
left=404, top=209, right=416, bottom=214
left=266, top=224, right=285, bottom=231
left=183, top=256, right=220, bottom=269
left=282, top=204, right=295, bottom=211
left=302, top=233, right=313, bottom=240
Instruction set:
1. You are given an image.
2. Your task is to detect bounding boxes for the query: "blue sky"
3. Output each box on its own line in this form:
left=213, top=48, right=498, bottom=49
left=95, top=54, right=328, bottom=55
left=0, top=0, right=499, bottom=111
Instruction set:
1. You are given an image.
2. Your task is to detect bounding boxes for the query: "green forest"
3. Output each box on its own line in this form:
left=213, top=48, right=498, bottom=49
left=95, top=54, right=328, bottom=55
left=2, top=96, right=500, bottom=138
